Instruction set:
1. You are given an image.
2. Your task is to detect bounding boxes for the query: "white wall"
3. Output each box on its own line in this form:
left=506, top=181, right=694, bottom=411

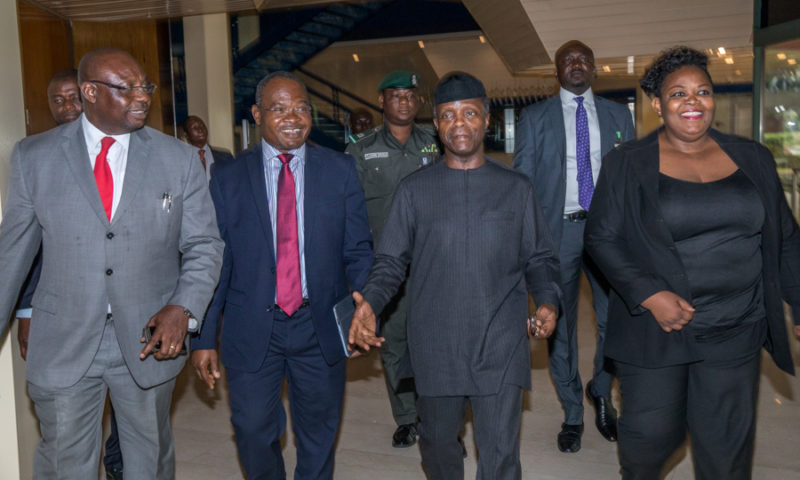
left=0, top=0, right=36, bottom=478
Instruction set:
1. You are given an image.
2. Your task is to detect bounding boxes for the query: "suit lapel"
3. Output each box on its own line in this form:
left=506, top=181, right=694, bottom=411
left=246, top=146, right=274, bottom=247
left=595, top=98, right=615, bottom=154
left=62, top=123, right=110, bottom=225
left=112, top=128, right=150, bottom=225
left=303, top=144, right=319, bottom=241
left=630, top=130, right=661, bottom=211
left=544, top=97, right=567, bottom=185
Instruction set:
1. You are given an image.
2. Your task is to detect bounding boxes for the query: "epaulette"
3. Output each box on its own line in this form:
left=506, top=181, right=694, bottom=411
left=348, top=125, right=382, bottom=144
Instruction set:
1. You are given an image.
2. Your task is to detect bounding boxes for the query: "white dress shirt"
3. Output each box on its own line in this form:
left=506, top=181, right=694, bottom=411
left=81, top=114, right=131, bottom=220
left=560, top=87, right=602, bottom=215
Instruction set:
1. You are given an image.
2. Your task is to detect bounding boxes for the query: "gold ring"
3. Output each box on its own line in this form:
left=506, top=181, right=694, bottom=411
left=169, top=345, right=176, bottom=350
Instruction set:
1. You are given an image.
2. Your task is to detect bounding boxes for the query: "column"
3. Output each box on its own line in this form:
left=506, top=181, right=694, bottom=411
left=183, top=13, right=235, bottom=152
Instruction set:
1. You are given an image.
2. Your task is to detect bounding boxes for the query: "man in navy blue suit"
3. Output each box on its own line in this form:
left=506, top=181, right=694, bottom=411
left=190, top=71, right=373, bottom=479
left=514, top=40, right=635, bottom=453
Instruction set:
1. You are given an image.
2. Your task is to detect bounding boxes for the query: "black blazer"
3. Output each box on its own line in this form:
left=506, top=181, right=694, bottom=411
left=585, top=128, right=800, bottom=374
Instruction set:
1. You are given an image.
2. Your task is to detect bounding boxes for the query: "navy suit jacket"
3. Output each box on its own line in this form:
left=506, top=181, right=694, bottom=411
left=192, top=142, right=373, bottom=369
left=210, top=146, right=235, bottom=164
left=513, top=94, right=635, bottom=246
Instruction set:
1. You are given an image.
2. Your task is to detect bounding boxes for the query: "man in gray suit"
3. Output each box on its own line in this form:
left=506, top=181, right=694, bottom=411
left=514, top=40, right=635, bottom=453
left=0, top=47, right=223, bottom=479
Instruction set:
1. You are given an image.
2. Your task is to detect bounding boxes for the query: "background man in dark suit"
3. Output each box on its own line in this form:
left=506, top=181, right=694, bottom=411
left=182, top=115, right=235, bottom=180
left=190, top=71, right=373, bottom=479
left=513, top=40, right=635, bottom=453
left=350, top=72, right=560, bottom=480
left=0, top=47, right=223, bottom=479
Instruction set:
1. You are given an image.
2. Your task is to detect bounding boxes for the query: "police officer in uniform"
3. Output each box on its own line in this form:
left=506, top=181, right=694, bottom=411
left=346, top=70, right=438, bottom=448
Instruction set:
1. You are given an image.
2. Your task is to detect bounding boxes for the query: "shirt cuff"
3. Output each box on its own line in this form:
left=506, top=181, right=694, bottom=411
left=16, top=308, right=32, bottom=319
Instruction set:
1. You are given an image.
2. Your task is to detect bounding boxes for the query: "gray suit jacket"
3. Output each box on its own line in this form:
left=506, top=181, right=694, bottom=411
left=513, top=94, right=635, bottom=246
left=0, top=120, right=224, bottom=389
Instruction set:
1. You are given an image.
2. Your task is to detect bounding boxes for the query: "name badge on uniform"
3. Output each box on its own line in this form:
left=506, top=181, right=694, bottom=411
left=364, top=152, right=389, bottom=160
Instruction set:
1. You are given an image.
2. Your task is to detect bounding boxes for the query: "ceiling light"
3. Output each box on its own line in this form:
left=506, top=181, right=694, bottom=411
left=788, top=59, right=797, bottom=65
left=777, top=53, right=787, bottom=60
left=479, top=35, right=486, bottom=44
left=627, top=56, right=634, bottom=74
left=602, top=65, right=611, bottom=72
left=735, top=69, right=742, bottom=75
left=724, top=57, right=734, bottom=64
left=352, top=53, right=359, bottom=63
left=717, top=47, right=726, bottom=55
left=418, top=40, right=425, bottom=49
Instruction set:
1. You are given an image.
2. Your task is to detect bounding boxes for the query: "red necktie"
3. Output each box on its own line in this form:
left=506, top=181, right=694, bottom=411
left=275, top=153, right=302, bottom=316
left=94, top=137, right=115, bottom=220
left=198, top=148, right=206, bottom=169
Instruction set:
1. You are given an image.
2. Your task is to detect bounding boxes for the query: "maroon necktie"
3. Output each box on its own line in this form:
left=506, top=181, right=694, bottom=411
left=275, top=153, right=302, bottom=316
left=94, top=136, right=115, bottom=220
left=198, top=148, right=206, bottom=169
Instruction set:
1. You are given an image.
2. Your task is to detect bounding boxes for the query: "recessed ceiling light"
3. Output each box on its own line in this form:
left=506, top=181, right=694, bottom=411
left=789, top=59, right=797, bottom=65
left=352, top=54, right=360, bottom=63
left=724, top=57, right=734, bottom=64
left=777, top=53, right=787, bottom=60
left=418, top=41, right=425, bottom=49
left=479, top=35, right=486, bottom=44
left=602, top=65, right=611, bottom=72
left=717, top=47, right=726, bottom=55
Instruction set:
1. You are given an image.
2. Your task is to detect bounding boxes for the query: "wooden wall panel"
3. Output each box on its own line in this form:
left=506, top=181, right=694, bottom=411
left=72, top=19, right=173, bottom=133
left=17, top=0, right=72, bottom=135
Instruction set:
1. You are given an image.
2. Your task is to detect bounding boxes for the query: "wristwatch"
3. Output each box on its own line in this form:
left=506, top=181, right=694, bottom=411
left=184, top=308, right=199, bottom=332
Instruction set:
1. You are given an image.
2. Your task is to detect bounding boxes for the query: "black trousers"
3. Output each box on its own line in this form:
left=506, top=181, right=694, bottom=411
left=615, top=320, right=766, bottom=480
left=417, top=384, right=523, bottom=480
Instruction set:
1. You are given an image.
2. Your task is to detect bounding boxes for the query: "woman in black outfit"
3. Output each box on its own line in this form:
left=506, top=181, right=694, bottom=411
left=584, top=46, right=800, bottom=480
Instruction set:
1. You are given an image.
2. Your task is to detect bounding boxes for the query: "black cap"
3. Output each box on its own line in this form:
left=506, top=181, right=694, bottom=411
left=433, top=72, right=486, bottom=105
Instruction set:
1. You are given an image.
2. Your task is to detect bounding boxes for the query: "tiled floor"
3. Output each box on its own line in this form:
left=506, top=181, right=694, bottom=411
left=150, top=279, right=800, bottom=479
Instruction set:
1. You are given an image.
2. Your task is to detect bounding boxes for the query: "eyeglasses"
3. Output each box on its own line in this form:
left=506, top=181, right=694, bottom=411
left=90, top=80, right=157, bottom=96
left=264, top=105, right=313, bottom=116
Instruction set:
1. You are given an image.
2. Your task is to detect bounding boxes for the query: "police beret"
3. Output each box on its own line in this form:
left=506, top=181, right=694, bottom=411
left=378, top=70, right=419, bottom=91
left=433, top=72, right=486, bottom=105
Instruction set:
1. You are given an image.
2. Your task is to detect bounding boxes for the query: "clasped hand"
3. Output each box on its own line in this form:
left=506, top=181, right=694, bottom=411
left=139, top=304, right=189, bottom=360
left=641, top=290, right=695, bottom=332
left=528, top=304, right=557, bottom=338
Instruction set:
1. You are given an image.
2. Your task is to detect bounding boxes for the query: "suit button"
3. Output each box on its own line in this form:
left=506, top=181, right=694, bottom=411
left=266, top=306, right=274, bottom=312
left=270, top=266, right=276, bottom=274
left=106, top=269, right=113, bottom=276
left=106, top=232, right=114, bottom=239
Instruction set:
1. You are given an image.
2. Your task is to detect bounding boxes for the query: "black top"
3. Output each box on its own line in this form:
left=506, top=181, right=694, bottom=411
left=659, top=169, right=766, bottom=332
left=361, top=159, right=561, bottom=396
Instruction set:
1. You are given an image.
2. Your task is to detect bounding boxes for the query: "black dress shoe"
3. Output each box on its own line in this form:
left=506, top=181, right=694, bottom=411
left=557, top=423, right=583, bottom=453
left=392, top=423, right=418, bottom=448
left=586, top=380, right=618, bottom=442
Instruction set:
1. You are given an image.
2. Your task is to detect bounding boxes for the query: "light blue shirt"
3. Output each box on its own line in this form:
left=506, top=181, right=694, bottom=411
left=262, top=139, right=308, bottom=299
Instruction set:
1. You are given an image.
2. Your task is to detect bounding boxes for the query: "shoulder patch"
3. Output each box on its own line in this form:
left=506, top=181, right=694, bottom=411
left=350, top=125, right=381, bottom=144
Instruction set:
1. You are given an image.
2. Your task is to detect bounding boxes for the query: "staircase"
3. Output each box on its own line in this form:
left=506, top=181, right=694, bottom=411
left=232, top=1, right=389, bottom=130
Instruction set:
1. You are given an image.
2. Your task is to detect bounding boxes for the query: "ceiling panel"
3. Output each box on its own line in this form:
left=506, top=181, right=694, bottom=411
left=520, top=0, right=753, bottom=59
